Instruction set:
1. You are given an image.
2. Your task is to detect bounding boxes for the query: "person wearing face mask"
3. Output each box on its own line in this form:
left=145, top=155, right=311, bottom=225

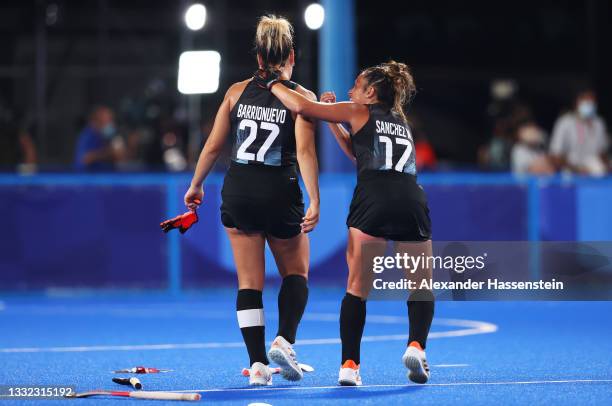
left=74, top=105, right=125, bottom=171
left=549, top=88, right=610, bottom=176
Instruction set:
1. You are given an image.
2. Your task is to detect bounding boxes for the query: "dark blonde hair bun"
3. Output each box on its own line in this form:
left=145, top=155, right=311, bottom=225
left=362, top=60, right=416, bottom=123
left=254, top=15, right=294, bottom=68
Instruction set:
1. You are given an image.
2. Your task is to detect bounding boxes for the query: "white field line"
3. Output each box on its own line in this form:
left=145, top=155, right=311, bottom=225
left=170, top=379, right=612, bottom=393
left=433, top=364, right=470, bottom=368
left=0, top=314, right=497, bottom=354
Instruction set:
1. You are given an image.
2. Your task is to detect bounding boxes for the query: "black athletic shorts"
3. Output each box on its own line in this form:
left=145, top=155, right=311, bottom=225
left=220, top=161, right=304, bottom=239
left=347, top=170, right=432, bottom=241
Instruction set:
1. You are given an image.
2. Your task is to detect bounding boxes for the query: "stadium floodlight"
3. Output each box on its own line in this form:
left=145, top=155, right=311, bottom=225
left=184, top=3, right=207, bottom=31
left=177, top=51, right=221, bottom=94
left=304, top=3, right=324, bottom=30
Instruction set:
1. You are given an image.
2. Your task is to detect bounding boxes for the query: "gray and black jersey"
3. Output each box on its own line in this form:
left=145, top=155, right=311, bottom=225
left=347, top=104, right=430, bottom=241
left=229, top=79, right=298, bottom=167
left=352, top=104, right=416, bottom=176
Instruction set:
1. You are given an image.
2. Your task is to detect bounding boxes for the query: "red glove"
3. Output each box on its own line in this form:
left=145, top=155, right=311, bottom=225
left=160, top=210, right=198, bottom=234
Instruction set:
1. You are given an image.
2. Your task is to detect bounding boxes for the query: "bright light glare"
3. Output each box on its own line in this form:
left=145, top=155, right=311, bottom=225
left=177, top=51, right=221, bottom=94
left=184, top=4, right=206, bottom=30
left=304, top=4, right=324, bottom=30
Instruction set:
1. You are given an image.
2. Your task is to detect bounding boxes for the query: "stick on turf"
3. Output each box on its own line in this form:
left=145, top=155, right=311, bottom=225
left=113, top=377, right=143, bottom=390
left=65, top=390, right=201, bottom=401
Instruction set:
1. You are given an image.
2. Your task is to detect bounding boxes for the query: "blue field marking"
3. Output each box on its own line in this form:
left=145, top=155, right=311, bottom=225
left=527, top=177, right=542, bottom=281
left=0, top=290, right=611, bottom=405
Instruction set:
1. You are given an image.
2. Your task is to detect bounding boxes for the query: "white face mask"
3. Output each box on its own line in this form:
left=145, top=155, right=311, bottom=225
left=578, top=101, right=596, bottom=118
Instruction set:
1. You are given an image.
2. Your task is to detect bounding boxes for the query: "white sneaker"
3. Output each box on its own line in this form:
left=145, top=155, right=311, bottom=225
left=402, top=341, right=430, bottom=384
left=248, top=362, right=272, bottom=386
left=338, top=359, right=362, bottom=386
left=268, top=336, right=303, bottom=381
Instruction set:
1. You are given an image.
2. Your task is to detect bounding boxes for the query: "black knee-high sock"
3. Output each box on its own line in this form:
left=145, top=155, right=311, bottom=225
left=276, top=275, right=309, bottom=344
left=407, top=290, right=435, bottom=349
left=237, top=289, right=268, bottom=365
left=340, top=292, right=366, bottom=365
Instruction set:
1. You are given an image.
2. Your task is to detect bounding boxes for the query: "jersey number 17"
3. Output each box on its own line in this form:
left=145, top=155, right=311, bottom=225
left=378, top=135, right=413, bottom=172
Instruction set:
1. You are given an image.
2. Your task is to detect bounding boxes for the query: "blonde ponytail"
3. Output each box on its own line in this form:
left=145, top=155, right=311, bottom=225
left=254, top=15, right=294, bottom=68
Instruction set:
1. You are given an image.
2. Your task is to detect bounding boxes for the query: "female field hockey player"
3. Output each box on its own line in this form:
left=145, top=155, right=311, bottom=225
left=258, top=61, right=434, bottom=386
left=184, top=15, right=320, bottom=386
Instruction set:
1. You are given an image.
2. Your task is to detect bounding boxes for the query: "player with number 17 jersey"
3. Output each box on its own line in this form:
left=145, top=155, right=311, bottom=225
left=267, top=60, right=434, bottom=386
left=348, top=103, right=430, bottom=241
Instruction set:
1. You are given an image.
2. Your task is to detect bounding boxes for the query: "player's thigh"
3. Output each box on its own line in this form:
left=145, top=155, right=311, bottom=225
left=267, top=232, right=309, bottom=279
left=393, top=239, right=433, bottom=281
left=225, top=227, right=266, bottom=290
left=346, top=227, right=385, bottom=298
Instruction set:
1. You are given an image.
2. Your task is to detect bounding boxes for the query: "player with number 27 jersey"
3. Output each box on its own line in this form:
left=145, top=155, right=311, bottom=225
left=220, top=78, right=308, bottom=239
left=230, top=80, right=298, bottom=167
left=184, top=15, right=320, bottom=386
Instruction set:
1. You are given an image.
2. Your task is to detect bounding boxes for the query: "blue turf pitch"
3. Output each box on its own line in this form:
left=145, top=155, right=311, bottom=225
left=0, top=288, right=611, bottom=405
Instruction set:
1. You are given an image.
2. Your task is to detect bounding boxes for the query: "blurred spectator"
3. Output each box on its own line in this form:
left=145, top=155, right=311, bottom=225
left=415, top=136, right=437, bottom=171
left=115, top=127, right=149, bottom=172
left=142, top=110, right=188, bottom=171
left=162, top=131, right=187, bottom=172
left=0, top=106, right=37, bottom=172
left=74, top=106, right=125, bottom=171
left=549, top=88, right=610, bottom=176
left=511, top=122, right=554, bottom=175
left=479, top=117, right=515, bottom=171
left=408, top=115, right=437, bottom=171
left=479, top=80, right=532, bottom=171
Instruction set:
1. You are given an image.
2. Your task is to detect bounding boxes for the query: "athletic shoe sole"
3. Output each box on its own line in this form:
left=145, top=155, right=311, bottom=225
left=403, top=353, right=429, bottom=384
left=249, top=379, right=272, bottom=386
left=338, top=368, right=362, bottom=386
left=268, top=347, right=303, bottom=381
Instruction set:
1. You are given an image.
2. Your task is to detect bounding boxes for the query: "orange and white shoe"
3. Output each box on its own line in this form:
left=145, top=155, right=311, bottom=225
left=338, top=359, right=362, bottom=386
left=248, top=362, right=272, bottom=386
left=402, top=341, right=430, bottom=384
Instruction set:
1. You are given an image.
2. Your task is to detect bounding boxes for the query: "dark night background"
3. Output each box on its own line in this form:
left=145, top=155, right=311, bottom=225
left=0, top=0, right=610, bottom=168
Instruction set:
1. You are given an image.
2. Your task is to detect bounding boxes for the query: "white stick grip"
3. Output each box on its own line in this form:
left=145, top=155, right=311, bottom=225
left=129, top=377, right=142, bottom=389
left=129, top=391, right=201, bottom=401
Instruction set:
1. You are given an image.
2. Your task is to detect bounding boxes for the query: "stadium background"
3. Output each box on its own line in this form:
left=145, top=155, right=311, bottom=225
left=1, top=0, right=612, bottom=290
left=1, top=3, right=612, bottom=405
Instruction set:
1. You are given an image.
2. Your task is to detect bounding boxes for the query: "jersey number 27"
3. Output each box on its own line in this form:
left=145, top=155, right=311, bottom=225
left=236, top=119, right=280, bottom=162
left=378, top=135, right=413, bottom=172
